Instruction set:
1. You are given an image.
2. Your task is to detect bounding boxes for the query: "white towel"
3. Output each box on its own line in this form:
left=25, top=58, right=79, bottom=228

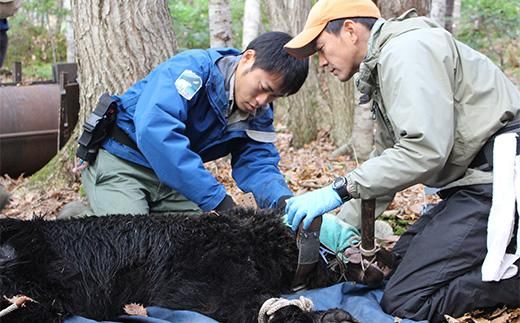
left=481, top=133, right=520, bottom=281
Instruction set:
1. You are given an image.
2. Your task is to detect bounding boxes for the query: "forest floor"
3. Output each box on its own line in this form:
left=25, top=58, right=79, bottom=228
left=0, top=128, right=519, bottom=323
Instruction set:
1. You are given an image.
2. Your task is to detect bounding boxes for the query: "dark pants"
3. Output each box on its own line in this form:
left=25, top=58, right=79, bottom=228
left=381, top=184, right=520, bottom=323
left=0, top=29, right=7, bottom=68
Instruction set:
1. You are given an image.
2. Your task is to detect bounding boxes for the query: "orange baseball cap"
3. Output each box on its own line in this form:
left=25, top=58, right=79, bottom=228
left=285, top=0, right=381, bottom=59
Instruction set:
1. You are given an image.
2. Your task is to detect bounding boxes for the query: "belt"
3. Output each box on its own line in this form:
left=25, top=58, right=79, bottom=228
left=469, top=120, right=520, bottom=171
left=109, top=126, right=139, bottom=151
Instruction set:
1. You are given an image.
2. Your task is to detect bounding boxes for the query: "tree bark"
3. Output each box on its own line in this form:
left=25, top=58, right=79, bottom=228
left=29, top=0, right=177, bottom=189
left=333, top=89, right=374, bottom=162
left=208, top=0, right=233, bottom=47
left=445, top=0, right=454, bottom=32
left=444, top=0, right=461, bottom=34
left=265, top=0, right=321, bottom=148
left=451, top=0, right=461, bottom=35
left=318, top=69, right=357, bottom=149
left=241, top=0, right=260, bottom=49
left=430, top=0, right=446, bottom=27
left=374, top=0, right=431, bottom=18
left=64, top=0, right=75, bottom=63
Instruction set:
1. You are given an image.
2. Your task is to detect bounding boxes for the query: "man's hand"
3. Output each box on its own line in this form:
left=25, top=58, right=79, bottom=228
left=285, top=185, right=342, bottom=231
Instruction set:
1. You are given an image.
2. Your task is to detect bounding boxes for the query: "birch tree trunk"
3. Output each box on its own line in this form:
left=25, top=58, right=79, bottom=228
left=374, top=0, right=431, bottom=18
left=445, top=0, right=461, bottom=34
left=430, top=0, right=446, bottom=27
left=30, top=0, right=177, bottom=189
left=64, top=0, right=75, bottom=63
left=451, top=0, right=461, bottom=34
left=209, top=0, right=233, bottom=47
left=242, top=0, right=260, bottom=49
left=445, top=0, right=454, bottom=32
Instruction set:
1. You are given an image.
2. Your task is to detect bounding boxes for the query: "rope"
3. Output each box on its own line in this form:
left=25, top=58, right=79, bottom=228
left=359, top=244, right=380, bottom=257
left=258, top=296, right=314, bottom=323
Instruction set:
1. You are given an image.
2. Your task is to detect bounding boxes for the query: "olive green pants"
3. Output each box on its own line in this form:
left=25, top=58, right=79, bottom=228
left=81, top=149, right=201, bottom=216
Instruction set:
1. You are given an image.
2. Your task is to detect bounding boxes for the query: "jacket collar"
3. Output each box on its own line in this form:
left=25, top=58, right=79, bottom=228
left=204, top=48, right=240, bottom=124
left=355, top=9, right=421, bottom=100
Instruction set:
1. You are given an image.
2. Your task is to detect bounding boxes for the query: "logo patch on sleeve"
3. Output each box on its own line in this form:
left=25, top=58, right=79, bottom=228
left=175, top=70, right=203, bottom=100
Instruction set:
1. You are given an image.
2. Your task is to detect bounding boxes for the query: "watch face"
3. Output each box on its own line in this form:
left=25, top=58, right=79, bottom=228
left=333, top=176, right=346, bottom=189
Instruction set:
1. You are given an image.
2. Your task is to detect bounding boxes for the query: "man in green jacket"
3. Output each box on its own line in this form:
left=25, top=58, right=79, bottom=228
left=283, top=0, right=520, bottom=321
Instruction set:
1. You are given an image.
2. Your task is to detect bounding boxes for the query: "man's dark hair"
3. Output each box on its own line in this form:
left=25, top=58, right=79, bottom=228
left=325, top=17, right=378, bottom=35
left=246, top=31, right=309, bottom=96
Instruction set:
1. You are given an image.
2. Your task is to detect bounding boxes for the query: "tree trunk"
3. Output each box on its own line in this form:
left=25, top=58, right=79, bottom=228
left=208, top=0, right=233, bottom=47
left=333, top=88, right=374, bottom=162
left=265, top=0, right=321, bottom=148
left=451, top=0, right=461, bottom=35
left=430, top=0, right=446, bottom=27
left=318, top=70, right=357, bottom=149
left=374, top=0, right=431, bottom=18
left=29, top=0, right=177, bottom=189
left=445, top=0, right=454, bottom=32
left=445, top=0, right=461, bottom=34
left=241, top=0, right=260, bottom=49
left=64, top=0, right=75, bottom=63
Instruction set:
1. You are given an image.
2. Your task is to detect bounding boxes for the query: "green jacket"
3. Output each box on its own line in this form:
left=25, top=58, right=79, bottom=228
left=345, top=10, right=520, bottom=200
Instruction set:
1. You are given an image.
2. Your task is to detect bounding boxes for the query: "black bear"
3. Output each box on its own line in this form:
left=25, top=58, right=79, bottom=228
left=0, top=208, right=356, bottom=323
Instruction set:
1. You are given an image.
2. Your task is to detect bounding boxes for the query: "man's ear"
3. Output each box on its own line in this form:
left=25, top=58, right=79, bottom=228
left=241, top=49, right=256, bottom=66
left=342, top=20, right=359, bottom=44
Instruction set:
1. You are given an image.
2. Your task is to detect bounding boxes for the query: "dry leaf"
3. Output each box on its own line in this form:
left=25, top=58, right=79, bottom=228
left=490, top=313, right=511, bottom=323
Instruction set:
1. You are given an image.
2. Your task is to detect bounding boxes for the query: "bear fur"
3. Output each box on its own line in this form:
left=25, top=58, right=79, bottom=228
left=0, top=208, right=355, bottom=323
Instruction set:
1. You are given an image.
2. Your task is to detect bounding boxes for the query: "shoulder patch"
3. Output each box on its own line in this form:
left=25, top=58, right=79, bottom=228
left=175, top=70, right=203, bottom=100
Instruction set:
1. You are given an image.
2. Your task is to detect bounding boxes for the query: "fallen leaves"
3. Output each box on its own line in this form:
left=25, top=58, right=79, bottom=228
left=0, top=175, right=81, bottom=220
left=447, top=306, right=520, bottom=323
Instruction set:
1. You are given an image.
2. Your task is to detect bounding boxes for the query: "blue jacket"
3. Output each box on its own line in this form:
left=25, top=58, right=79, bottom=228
left=0, top=19, right=8, bottom=31
left=102, top=48, right=292, bottom=211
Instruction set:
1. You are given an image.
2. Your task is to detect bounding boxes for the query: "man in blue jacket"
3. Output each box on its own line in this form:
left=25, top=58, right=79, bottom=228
left=0, top=19, right=8, bottom=68
left=80, top=32, right=308, bottom=215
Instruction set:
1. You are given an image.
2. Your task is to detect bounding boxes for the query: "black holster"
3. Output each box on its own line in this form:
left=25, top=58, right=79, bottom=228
left=76, top=93, right=118, bottom=163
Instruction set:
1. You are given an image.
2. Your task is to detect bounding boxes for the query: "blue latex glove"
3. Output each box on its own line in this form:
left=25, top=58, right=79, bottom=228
left=285, top=185, right=342, bottom=231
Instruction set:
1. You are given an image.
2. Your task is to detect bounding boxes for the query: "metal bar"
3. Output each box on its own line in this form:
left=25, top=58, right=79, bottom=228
left=58, top=72, right=68, bottom=149
left=0, top=129, right=58, bottom=140
left=13, top=62, right=22, bottom=83
left=361, top=199, right=376, bottom=254
left=27, top=80, right=56, bottom=85
left=0, top=80, right=56, bottom=86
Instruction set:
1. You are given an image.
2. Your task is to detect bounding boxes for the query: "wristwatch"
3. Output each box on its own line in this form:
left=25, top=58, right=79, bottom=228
left=332, top=176, right=352, bottom=202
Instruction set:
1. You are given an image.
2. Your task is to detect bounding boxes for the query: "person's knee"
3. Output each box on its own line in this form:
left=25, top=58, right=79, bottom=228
left=380, top=285, right=401, bottom=315
left=380, top=280, right=426, bottom=320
